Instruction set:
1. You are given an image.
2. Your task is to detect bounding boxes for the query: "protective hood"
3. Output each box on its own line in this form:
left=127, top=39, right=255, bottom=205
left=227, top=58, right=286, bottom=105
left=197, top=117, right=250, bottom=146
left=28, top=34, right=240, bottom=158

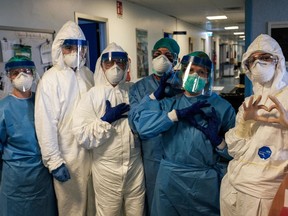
left=94, top=42, right=128, bottom=86
left=51, top=21, right=86, bottom=70
left=242, top=34, right=288, bottom=95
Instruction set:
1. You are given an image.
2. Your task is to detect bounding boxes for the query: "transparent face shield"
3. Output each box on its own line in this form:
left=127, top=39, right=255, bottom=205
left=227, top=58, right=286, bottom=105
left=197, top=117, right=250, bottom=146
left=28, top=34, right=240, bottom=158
left=181, top=55, right=213, bottom=96
left=5, top=59, right=39, bottom=92
left=7, top=68, right=40, bottom=92
left=61, top=39, right=89, bottom=70
left=101, top=51, right=129, bottom=71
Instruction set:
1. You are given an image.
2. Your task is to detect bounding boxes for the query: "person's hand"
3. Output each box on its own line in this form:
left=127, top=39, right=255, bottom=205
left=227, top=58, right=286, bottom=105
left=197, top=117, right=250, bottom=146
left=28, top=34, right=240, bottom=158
left=175, top=100, right=211, bottom=120
left=51, top=163, right=71, bottom=182
left=101, top=100, right=130, bottom=123
left=258, top=95, right=288, bottom=128
left=189, top=107, right=223, bottom=147
left=153, top=72, right=172, bottom=100
left=243, top=95, right=269, bottom=122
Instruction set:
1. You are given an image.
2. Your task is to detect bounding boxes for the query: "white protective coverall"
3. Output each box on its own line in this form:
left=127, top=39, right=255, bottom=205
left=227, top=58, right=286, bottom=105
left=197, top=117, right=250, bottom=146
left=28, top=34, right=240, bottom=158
left=35, top=21, right=94, bottom=216
left=220, top=34, right=288, bottom=216
left=72, top=43, right=145, bottom=216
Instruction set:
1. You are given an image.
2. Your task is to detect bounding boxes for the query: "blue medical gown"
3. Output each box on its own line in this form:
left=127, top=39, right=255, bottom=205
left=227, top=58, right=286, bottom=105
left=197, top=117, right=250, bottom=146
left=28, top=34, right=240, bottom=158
left=0, top=94, right=57, bottom=216
left=129, top=74, right=183, bottom=215
left=133, top=93, right=235, bottom=216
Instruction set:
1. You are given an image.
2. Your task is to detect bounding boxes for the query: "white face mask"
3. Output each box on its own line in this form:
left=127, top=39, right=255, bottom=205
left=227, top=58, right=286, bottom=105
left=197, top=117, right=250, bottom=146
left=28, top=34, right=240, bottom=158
left=152, top=55, right=172, bottom=76
left=63, top=52, right=85, bottom=69
left=250, top=60, right=276, bottom=84
left=105, top=64, right=125, bottom=85
left=12, top=72, right=33, bottom=92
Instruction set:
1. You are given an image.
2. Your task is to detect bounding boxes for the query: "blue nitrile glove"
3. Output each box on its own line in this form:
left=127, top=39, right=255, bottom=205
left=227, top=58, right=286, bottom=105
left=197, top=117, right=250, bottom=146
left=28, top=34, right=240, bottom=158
left=189, top=107, right=223, bottom=148
left=51, top=163, right=71, bottom=182
left=176, top=100, right=211, bottom=120
left=101, top=100, right=130, bottom=124
left=154, top=72, right=172, bottom=100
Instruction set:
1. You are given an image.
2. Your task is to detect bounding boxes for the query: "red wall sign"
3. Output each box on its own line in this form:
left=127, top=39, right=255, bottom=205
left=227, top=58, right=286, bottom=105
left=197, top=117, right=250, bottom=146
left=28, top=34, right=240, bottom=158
left=117, top=1, right=123, bottom=16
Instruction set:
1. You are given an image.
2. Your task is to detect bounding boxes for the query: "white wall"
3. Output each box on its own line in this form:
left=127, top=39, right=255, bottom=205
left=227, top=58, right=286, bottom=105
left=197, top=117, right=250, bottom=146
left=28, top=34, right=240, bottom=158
left=0, top=0, right=212, bottom=82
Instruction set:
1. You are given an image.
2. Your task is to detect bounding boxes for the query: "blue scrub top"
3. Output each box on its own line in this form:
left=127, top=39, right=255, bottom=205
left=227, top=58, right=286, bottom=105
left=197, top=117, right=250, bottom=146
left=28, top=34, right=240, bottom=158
left=0, top=93, right=57, bottom=216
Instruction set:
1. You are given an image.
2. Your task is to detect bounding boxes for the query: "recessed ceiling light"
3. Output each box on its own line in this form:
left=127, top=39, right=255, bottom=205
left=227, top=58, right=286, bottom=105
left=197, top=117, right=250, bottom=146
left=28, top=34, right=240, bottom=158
left=239, top=35, right=245, bottom=38
left=234, top=32, right=245, bottom=35
left=224, top=26, right=239, bottom=30
left=206, top=15, right=227, bottom=20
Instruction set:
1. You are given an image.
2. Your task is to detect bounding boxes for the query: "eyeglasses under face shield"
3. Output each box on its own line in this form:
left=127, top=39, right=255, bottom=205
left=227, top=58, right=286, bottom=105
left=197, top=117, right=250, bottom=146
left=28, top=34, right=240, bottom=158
left=245, top=52, right=278, bottom=69
left=152, top=49, right=178, bottom=65
left=101, top=51, right=129, bottom=70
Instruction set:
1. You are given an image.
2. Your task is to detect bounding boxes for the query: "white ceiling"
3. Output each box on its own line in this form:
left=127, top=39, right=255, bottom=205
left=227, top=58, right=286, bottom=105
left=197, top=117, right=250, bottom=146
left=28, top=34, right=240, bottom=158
left=125, top=0, right=245, bottom=41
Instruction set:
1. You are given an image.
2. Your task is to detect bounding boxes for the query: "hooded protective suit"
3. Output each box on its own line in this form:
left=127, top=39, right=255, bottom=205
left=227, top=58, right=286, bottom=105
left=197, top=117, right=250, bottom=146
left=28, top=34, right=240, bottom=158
left=35, top=21, right=94, bottom=216
left=72, top=43, right=145, bottom=216
left=220, top=34, right=288, bottom=216
left=128, top=38, right=181, bottom=215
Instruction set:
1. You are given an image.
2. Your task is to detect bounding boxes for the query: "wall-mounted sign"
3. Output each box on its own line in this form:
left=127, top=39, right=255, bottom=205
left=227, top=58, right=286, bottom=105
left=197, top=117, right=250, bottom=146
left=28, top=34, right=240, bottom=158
left=116, top=1, right=123, bottom=17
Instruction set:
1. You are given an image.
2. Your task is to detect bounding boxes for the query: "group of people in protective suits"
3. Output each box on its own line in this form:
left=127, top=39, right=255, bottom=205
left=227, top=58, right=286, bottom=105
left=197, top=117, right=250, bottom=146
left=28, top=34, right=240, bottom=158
left=0, top=19, right=288, bottom=216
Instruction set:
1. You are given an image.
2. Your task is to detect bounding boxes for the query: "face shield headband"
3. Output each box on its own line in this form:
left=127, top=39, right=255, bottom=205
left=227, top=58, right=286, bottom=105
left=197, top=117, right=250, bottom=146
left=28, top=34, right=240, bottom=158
left=62, top=39, right=88, bottom=46
left=5, top=60, right=35, bottom=73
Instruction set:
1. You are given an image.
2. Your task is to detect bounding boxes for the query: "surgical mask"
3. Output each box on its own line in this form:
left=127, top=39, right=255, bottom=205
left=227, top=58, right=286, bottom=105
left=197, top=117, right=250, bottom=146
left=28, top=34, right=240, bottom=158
left=105, top=64, right=125, bottom=85
left=63, top=52, right=85, bottom=69
left=12, top=72, right=33, bottom=92
left=152, top=55, right=172, bottom=76
left=250, top=60, right=275, bottom=84
left=184, top=73, right=207, bottom=94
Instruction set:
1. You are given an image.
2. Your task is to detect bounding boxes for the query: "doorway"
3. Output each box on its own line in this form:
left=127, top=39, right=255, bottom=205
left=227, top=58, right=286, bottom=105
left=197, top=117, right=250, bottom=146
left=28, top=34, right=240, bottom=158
left=75, top=12, right=108, bottom=72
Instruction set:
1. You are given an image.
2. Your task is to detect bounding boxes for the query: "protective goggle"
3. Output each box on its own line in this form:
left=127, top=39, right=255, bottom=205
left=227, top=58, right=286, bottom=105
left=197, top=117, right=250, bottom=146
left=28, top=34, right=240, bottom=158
left=152, top=49, right=177, bottom=63
left=8, top=68, right=34, bottom=77
left=245, top=53, right=278, bottom=68
left=101, top=51, right=128, bottom=70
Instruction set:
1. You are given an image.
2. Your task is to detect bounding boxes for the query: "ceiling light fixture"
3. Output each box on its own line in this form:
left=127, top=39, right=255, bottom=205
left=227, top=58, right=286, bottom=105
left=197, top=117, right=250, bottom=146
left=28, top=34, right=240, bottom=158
left=233, top=32, right=244, bottom=35
left=224, top=26, right=239, bottom=30
left=206, top=15, right=227, bottom=20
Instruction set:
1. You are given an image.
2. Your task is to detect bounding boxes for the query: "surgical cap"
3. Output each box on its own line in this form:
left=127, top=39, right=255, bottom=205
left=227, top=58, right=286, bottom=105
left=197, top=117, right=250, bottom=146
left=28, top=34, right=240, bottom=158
left=153, top=38, right=180, bottom=55
left=181, top=51, right=212, bottom=72
left=5, top=55, right=35, bottom=73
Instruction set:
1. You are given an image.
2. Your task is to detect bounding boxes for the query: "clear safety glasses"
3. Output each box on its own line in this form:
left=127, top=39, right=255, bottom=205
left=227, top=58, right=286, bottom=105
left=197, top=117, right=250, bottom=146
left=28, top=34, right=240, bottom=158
left=101, top=51, right=128, bottom=70
left=152, top=49, right=177, bottom=63
left=245, top=53, right=278, bottom=68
